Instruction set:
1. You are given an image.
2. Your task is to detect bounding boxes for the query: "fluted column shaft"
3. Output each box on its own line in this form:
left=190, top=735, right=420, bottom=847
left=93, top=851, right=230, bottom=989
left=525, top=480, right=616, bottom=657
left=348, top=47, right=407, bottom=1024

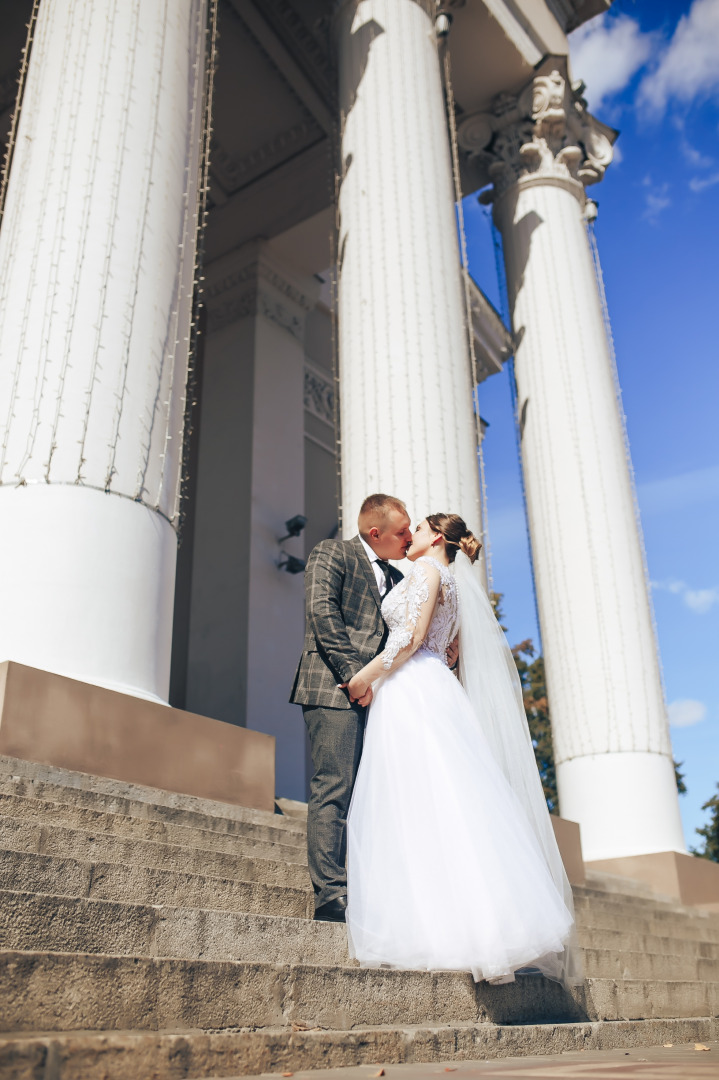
left=335, top=0, right=481, bottom=534
left=460, top=65, right=684, bottom=861
left=0, top=0, right=208, bottom=700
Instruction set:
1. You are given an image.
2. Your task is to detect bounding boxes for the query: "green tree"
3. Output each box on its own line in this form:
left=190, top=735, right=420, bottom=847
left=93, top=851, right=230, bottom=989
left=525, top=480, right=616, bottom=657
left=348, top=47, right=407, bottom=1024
left=513, top=641, right=559, bottom=815
left=690, top=784, right=719, bottom=862
left=674, top=760, right=688, bottom=797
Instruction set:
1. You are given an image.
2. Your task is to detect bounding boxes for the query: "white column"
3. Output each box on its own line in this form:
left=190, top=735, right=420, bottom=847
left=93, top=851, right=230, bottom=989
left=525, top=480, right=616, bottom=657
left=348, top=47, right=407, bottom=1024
left=459, top=65, right=685, bottom=860
left=0, top=0, right=208, bottom=701
left=335, top=0, right=481, bottom=535
left=187, top=242, right=317, bottom=800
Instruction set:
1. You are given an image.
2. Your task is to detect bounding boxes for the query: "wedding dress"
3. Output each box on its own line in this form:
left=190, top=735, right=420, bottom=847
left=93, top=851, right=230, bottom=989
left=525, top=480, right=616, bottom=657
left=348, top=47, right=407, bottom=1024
left=346, top=554, right=580, bottom=985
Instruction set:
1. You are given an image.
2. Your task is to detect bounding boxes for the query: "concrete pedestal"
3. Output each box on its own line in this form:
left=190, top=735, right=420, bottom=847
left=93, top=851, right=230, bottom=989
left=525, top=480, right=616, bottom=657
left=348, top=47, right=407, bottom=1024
left=0, top=661, right=275, bottom=812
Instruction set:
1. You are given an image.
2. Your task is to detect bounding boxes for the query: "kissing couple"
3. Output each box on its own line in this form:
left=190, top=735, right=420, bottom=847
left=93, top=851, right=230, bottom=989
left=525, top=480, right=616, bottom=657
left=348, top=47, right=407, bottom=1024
left=290, top=493, right=581, bottom=987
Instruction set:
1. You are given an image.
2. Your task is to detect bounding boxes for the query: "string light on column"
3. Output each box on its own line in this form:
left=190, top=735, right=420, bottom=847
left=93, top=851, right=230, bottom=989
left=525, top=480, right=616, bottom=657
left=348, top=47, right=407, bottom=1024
left=172, top=0, right=218, bottom=533
left=442, top=43, right=493, bottom=589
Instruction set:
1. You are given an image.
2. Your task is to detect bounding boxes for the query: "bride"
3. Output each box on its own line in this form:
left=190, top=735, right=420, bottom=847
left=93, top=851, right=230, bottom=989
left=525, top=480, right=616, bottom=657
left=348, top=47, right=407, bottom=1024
left=344, top=513, right=582, bottom=987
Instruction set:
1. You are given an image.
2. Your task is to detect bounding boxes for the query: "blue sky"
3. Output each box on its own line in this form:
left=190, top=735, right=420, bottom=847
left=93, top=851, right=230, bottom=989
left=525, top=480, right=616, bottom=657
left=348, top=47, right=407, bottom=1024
left=465, top=0, right=719, bottom=851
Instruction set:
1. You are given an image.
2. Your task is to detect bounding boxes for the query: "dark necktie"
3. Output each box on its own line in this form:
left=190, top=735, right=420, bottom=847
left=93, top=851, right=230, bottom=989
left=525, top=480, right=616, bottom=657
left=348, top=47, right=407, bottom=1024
left=375, top=558, right=394, bottom=596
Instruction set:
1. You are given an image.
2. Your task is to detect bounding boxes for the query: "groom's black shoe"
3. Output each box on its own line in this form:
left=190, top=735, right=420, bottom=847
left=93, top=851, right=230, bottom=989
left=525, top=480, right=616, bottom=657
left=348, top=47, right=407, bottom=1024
left=314, top=895, right=347, bottom=922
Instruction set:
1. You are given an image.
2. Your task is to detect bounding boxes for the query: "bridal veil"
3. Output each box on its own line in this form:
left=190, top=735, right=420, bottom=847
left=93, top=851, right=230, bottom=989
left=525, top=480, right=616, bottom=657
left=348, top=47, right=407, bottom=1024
left=454, top=551, right=583, bottom=987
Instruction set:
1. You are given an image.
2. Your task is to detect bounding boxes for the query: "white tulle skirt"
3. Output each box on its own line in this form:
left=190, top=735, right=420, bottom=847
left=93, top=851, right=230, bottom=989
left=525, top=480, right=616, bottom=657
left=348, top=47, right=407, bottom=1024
left=346, top=651, right=575, bottom=982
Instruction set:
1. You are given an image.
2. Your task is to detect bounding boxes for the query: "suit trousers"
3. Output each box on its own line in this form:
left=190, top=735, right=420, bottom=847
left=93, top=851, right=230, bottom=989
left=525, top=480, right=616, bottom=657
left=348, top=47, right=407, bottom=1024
left=303, top=701, right=366, bottom=910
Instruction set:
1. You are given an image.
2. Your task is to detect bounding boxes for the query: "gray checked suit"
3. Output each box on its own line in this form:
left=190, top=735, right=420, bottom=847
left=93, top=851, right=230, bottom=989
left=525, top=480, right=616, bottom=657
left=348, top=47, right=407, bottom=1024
left=290, top=535, right=402, bottom=909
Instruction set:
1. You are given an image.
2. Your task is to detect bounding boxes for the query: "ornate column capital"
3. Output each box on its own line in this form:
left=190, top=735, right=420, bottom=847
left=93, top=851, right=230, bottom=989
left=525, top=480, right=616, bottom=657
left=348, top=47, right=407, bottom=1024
left=458, top=60, right=617, bottom=203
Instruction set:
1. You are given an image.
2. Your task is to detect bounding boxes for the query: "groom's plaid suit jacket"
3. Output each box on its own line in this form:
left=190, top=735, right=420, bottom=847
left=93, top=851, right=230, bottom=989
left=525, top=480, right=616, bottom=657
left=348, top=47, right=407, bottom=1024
left=290, top=535, right=403, bottom=710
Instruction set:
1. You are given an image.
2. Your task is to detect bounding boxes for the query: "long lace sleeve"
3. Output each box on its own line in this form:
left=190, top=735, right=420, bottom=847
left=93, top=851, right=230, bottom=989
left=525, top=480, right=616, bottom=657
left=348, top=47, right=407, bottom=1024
left=381, top=561, right=441, bottom=671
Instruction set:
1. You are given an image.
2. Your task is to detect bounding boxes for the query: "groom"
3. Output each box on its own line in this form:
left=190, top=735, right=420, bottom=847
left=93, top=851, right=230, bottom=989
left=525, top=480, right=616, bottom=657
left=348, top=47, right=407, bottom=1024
left=290, top=493, right=411, bottom=922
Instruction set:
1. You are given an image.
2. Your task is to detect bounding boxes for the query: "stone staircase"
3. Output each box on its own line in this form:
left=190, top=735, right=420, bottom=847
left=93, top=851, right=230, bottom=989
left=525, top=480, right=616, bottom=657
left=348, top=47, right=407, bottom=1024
left=0, top=756, right=717, bottom=1080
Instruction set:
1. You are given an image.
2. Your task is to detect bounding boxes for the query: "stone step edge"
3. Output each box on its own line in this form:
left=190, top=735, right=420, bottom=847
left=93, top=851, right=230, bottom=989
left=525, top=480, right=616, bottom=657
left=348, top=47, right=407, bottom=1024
left=0, top=756, right=302, bottom=833
left=1, top=1017, right=717, bottom=1080
left=6, top=861, right=717, bottom=961
left=0, top=820, right=311, bottom=889
left=0, top=799, right=308, bottom=866
left=6, top=886, right=719, bottom=963
left=7, top=888, right=719, bottom=977
left=6, top=887, right=719, bottom=963
left=0, top=769, right=307, bottom=844
left=0, top=851, right=313, bottom=918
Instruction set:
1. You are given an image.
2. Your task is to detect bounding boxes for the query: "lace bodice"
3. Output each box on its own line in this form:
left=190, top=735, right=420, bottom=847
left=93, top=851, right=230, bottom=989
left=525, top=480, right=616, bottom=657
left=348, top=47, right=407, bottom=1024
left=381, top=556, right=458, bottom=669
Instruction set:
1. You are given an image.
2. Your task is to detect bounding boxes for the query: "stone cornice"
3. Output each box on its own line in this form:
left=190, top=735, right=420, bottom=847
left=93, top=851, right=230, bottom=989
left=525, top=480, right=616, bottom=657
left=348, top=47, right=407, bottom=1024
left=204, top=241, right=318, bottom=337
left=304, top=362, right=335, bottom=427
left=458, top=59, right=617, bottom=202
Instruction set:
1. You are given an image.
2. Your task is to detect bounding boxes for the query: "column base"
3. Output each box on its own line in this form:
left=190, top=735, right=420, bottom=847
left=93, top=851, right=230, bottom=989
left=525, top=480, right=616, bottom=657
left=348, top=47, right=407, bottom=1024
left=588, top=851, right=719, bottom=912
left=0, top=661, right=275, bottom=812
left=0, top=484, right=177, bottom=702
left=557, top=751, right=686, bottom=862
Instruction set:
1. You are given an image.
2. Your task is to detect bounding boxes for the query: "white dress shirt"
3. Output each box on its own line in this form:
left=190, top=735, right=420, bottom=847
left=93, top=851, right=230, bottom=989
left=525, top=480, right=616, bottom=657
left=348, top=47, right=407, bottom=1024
left=359, top=535, right=391, bottom=597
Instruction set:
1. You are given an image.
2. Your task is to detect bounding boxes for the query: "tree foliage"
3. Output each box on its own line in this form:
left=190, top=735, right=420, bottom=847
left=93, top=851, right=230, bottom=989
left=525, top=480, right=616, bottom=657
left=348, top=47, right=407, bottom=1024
left=690, top=784, right=719, bottom=862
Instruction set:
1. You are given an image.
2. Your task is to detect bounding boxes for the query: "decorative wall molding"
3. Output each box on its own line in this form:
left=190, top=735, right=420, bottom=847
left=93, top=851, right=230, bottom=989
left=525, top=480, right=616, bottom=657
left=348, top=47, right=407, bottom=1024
left=205, top=243, right=317, bottom=338
left=211, top=117, right=324, bottom=194
left=262, top=0, right=335, bottom=102
left=458, top=60, right=617, bottom=201
left=304, top=362, right=335, bottom=426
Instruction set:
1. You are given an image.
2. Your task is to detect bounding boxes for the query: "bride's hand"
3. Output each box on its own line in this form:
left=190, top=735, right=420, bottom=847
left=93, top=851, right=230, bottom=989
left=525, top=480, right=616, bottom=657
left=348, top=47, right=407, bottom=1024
left=347, top=669, right=372, bottom=703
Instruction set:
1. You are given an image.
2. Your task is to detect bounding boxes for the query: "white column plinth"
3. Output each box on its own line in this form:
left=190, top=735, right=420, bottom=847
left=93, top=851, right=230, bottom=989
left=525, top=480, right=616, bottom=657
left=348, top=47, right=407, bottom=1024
left=0, top=486, right=176, bottom=702
left=460, top=66, right=685, bottom=859
left=0, top=0, right=208, bottom=700
left=558, top=753, right=685, bottom=862
left=335, top=0, right=481, bottom=534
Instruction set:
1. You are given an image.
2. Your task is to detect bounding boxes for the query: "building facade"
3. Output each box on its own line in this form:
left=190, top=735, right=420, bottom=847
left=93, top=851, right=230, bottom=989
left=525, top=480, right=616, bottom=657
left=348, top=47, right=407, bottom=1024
left=0, top=0, right=686, bottom=863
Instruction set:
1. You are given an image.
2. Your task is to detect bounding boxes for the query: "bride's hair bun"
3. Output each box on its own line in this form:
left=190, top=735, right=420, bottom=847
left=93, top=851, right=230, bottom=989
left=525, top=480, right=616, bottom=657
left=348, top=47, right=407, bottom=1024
left=459, top=533, right=482, bottom=564
left=425, top=513, right=482, bottom=565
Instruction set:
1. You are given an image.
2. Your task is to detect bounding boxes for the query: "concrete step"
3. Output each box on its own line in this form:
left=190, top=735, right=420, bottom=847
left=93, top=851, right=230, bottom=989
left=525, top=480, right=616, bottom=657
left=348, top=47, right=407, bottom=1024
left=570, top=885, right=716, bottom=920
left=578, top=925, right=719, bottom=960
left=4, top=888, right=719, bottom=983
left=0, top=815, right=311, bottom=890
left=0, top=755, right=307, bottom=837
left=2, top=1017, right=718, bottom=1080
left=0, top=890, right=343, bottom=966
left=1, top=950, right=717, bottom=1033
left=572, top=901, right=719, bottom=942
left=0, top=792, right=307, bottom=864
left=0, top=765, right=307, bottom=846
left=581, top=946, right=719, bottom=982
left=0, top=848, right=312, bottom=919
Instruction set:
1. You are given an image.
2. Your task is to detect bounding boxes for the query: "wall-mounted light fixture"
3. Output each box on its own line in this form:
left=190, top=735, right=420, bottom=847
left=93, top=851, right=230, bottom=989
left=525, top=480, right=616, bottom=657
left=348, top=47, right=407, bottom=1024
left=277, top=514, right=307, bottom=543
left=278, top=552, right=306, bottom=574
left=277, top=514, right=307, bottom=573
left=435, top=10, right=452, bottom=37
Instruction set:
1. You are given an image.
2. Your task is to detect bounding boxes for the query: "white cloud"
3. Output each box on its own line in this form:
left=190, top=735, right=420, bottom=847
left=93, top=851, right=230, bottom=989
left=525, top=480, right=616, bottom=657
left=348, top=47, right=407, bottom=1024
left=570, top=13, right=653, bottom=111
left=680, top=138, right=714, bottom=169
left=684, top=588, right=719, bottom=614
left=689, top=171, right=719, bottom=191
left=640, top=176, right=671, bottom=222
left=652, top=579, right=719, bottom=615
left=638, top=0, right=719, bottom=114
left=668, top=698, right=707, bottom=728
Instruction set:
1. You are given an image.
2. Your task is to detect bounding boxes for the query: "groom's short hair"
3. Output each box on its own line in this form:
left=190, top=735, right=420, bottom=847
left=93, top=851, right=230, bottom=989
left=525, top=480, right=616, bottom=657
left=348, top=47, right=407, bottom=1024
left=358, top=494, right=407, bottom=534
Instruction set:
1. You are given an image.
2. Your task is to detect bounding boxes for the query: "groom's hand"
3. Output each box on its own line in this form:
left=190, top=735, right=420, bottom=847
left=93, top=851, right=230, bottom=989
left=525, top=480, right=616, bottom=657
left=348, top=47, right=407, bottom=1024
left=338, top=678, right=373, bottom=707
left=447, top=635, right=459, bottom=669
